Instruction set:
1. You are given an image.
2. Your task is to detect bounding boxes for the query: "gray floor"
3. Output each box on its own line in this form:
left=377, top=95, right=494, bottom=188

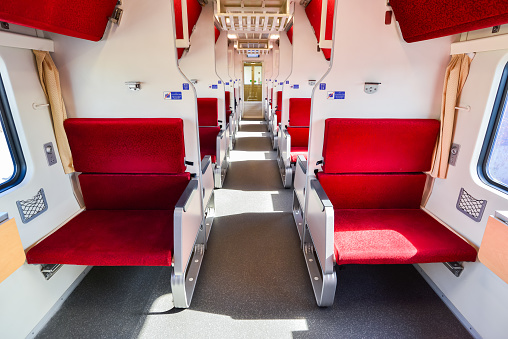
left=36, top=112, right=472, bottom=339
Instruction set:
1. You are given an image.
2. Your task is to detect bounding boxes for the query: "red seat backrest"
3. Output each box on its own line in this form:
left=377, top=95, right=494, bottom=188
left=64, top=118, right=189, bottom=210
left=287, top=127, right=310, bottom=147
left=289, top=98, right=311, bottom=126
left=319, top=118, right=439, bottom=209
left=65, top=118, right=187, bottom=174
left=197, top=98, right=219, bottom=127
left=321, top=119, right=439, bottom=174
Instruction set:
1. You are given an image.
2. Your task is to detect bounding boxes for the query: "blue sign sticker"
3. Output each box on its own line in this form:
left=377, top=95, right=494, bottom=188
left=327, top=91, right=334, bottom=99
left=225, top=82, right=229, bottom=85
left=286, top=81, right=289, bottom=84
left=211, top=84, right=218, bottom=89
left=218, top=80, right=222, bottom=84
left=334, top=91, right=345, bottom=99
left=164, top=92, right=171, bottom=100
left=319, top=83, right=326, bottom=90
left=171, top=92, right=182, bottom=100
left=293, top=84, right=299, bottom=89
left=183, top=83, right=189, bottom=90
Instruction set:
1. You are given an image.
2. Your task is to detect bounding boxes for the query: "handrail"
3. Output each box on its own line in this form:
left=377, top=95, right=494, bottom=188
left=310, top=179, right=333, bottom=211
left=176, top=179, right=199, bottom=212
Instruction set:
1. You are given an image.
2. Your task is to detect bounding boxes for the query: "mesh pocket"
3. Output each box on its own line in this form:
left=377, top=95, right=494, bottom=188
left=456, top=188, right=487, bottom=222
left=16, top=188, right=48, bottom=223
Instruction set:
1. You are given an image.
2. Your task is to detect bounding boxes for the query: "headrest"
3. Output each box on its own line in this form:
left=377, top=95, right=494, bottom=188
left=289, top=98, right=311, bottom=126
left=197, top=98, right=218, bottom=126
left=65, top=118, right=186, bottom=174
left=322, top=118, right=439, bottom=173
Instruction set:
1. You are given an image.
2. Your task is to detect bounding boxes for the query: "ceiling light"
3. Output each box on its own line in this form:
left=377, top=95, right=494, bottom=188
left=226, top=17, right=231, bottom=24
left=228, top=34, right=237, bottom=39
left=270, top=34, right=279, bottom=39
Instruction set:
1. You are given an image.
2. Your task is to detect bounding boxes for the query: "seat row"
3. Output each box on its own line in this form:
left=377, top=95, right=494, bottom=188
left=25, top=94, right=236, bottom=309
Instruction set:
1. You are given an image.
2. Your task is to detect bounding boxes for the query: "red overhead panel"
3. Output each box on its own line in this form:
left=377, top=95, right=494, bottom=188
left=215, top=26, right=220, bottom=43
left=0, top=0, right=117, bottom=41
left=287, top=26, right=293, bottom=44
left=174, top=0, right=202, bottom=59
left=390, top=0, right=508, bottom=43
left=305, top=0, right=334, bottom=60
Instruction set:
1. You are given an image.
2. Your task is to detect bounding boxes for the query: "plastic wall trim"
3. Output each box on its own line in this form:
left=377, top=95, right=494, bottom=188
left=0, top=30, right=54, bottom=52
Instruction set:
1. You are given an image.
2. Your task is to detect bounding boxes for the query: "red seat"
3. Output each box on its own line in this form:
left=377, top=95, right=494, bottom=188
left=276, top=91, right=283, bottom=125
left=197, top=98, right=221, bottom=162
left=199, top=126, right=220, bottom=162
left=26, top=118, right=190, bottom=267
left=287, top=127, right=309, bottom=163
left=287, top=100, right=311, bottom=163
left=319, top=118, right=477, bottom=265
left=225, top=91, right=231, bottom=125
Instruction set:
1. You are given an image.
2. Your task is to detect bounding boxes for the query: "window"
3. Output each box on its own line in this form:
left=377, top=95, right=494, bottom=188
left=0, top=74, right=26, bottom=193
left=479, top=62, right=508, bottom=194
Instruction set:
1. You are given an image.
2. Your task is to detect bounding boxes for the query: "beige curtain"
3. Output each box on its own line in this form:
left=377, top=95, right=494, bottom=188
left=429, top=53, right=472, bottom=179
left=33, top=50, right=74, bottom=174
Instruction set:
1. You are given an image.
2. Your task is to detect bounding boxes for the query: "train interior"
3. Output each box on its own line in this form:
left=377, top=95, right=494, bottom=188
left=0, top=0, right=508, bottom=338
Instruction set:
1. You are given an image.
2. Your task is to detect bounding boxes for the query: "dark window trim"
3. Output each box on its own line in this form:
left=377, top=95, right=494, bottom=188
left=0, top=73, right=26, bottom=193
left=477, top=61, right=508, bottom=195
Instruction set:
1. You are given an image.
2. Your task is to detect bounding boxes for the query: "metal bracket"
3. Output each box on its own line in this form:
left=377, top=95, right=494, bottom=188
left=40, top=264, right=63, bottom=280
left=443, top=262, right=464, bottom=277
left=109, top=7, right=123, bottom=25
left=449, top=143, right=460, bottom=166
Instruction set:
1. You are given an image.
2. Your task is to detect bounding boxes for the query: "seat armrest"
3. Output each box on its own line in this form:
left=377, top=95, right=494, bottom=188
left=174, top=179, right=203, bottom=275
left=216, top=129, right=227, bottom=167
left=294, top=155, right=307, bottom=211
left=306, top=178, right=335, bottom=275
left=201, top=156, right=214, bottom=207
left=280, top=128, right=291, bottom=166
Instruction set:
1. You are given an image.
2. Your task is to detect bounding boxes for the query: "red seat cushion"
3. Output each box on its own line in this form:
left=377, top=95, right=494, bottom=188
left=26, top=210, right=174, bottom=266
left=0, top=0, right=117, bottom=41
left=318, top=173, right=426, bottom=209
left=79, top=173, right=191, bottom=210
left=197, top=98, right=219, bottom=126
left=199, top=126, right=220, bottom=163
left=290, top=147, right=308, bottom=163
left=334, top=209, right=477, bottom=265
left=289, top=98, right=311, bottom=126
left=64, top=118, right=186, bottom=174
left=287, top=127, right=309, bottom=147
left=322, top=118, right=439, bottom=173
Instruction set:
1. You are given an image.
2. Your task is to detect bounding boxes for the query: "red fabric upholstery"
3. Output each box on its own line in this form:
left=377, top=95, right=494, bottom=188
left=318, top=118, right=476, bottom=266
left=334, top=209, right=477, bottom=265
left=287, top=26, right=293, bottom=44
left=174, top=0, right=202, bottom=58
left=318, top=173, right=426, bottom=209
left=289, top=98, right=311, bottom=126
left=276, top=91, right=283, bottom=124
left=80, top=173, right=191, bottom=210
left=322, top=48, right=331, bottom=61
left=26, top=210, right=174, bottom=266
left=290, top=147, right=308, bottom=163
left=199, top=126, right=220, bottom=163
left=287, top=127, right=309, bottom=147
left=215, top=26, right=220, bottom=43
left=322, top=119, right=439, bottom=174
left=390, top=0, right=508, bottom=43
left=305, top=0, right=334, bottom=59
left=65, top=118, right=186, bottom=174
left=0, top=0, right=117, bottom=41
left=225, top=91, right=231, bottom=125
left=197, top=98, right=219, bottom=126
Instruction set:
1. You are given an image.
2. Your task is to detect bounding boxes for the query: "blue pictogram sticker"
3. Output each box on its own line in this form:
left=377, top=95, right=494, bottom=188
left=218, top=80, right=222, bottom=84
left=171, top=92, right=182, bottom=100
left=164, top=92, right=171, bottom=99
left=183, top=83, right=189, bottom=90
left=293, top=84, right=299, bottom=89
left=211, top=84, right=218, bottom=89
left=327, top=91, right=334, bottom=99
left=334, top=91, right=345, bottom=99
left=286, top=81, right=289, bottom=84
left=319, top=83, right=326, bottom=90
left=226, top=82, right=229, bottom=85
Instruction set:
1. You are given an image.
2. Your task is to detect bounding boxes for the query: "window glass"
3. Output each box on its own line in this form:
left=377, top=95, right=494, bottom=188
left=0, top=74, right=26, bottom=193
left=485, top=94, right=508, bottom=188
left=0, top=125, right=15, bottom=185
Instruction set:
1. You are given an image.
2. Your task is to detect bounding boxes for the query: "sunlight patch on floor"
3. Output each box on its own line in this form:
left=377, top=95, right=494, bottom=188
left=138, top=293, right=309, bottom=339
left=229, top=150, right=276, bottom=162
left=215, top=189, right=288, bottom=216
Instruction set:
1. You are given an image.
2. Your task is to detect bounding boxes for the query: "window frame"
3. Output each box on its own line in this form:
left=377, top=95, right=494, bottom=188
left=478, top=61, right=508, bottom=195
left=0, top=73, right=26, bottom=193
